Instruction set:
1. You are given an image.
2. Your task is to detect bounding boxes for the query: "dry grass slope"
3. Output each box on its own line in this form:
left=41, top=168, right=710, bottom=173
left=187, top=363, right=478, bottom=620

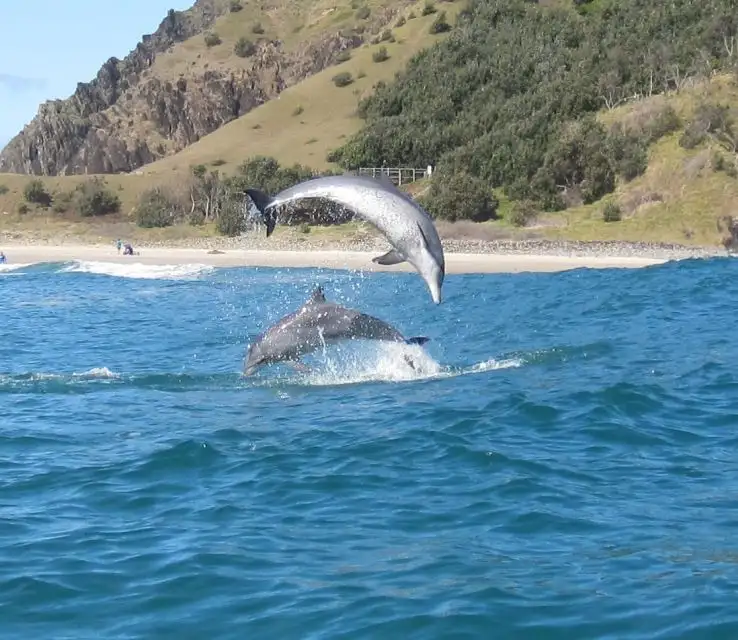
left=140, top=0, right=465, bottom=177
left=1, top=0, right=462, bottom=241
left=537, top=74, right=738, bottom=246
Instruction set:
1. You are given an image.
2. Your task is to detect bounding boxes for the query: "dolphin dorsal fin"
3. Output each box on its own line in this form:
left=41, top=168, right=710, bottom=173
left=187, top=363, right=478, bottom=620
left=307, top=285, right=326, bottom=305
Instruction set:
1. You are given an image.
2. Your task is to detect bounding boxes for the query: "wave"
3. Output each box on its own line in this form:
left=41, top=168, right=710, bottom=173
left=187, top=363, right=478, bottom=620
left=58, top=261, right=215, bottom=280
left=0, top=349, right=522, bottom=394
left=0, top=263, right=33, bottom=275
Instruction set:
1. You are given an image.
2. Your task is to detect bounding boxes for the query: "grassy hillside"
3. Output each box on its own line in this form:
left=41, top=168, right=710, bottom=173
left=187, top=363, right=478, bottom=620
left=3, top=73, right=738, bottom=247
left=3, top=0, right=738, bottom=249
left=0, top=0, right=461, bottom=237
left=536, top=75, right=738, bottom=246
left=140, top=0, right=465, bottom=176
left=103, top=0, right=421, bottom=155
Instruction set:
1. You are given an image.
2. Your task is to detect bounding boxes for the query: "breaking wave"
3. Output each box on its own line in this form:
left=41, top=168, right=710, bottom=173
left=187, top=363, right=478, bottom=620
left=58, top=261, right=215, bottom=280
left=0, top=263, right=33, bottom=275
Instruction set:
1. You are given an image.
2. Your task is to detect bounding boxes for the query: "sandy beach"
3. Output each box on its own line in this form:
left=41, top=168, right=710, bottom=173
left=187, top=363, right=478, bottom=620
left=0, top=243, right=672, bottom=273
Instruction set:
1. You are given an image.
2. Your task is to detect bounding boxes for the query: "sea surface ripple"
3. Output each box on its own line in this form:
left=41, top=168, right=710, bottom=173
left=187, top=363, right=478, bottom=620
left=2, top=257, right=738, bottom=638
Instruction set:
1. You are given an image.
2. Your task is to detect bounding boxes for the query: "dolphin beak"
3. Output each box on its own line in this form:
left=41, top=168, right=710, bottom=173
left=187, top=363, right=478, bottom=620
left=429, top=280, right=442, bottom=304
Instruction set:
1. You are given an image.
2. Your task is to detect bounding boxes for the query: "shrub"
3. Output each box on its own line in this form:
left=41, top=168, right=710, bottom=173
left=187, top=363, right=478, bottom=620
left=421, top=171, right=498, bottom=222
left=421, top=1, right=437, bottom=16
left=204, top=32, right=222, bottom=47
left=216, top=194, right=247, bottom=237
left=0, top=184, right=8, bottom=195
left=429, top=11, right=451, bottom=34
left=234, top=37, right=255, bottom=57
left=680, top=102, right=732, bottom=150
left=602, top=202, right=622, bottom=222
left=372, top=47, right=390, bottom=63
left=508, top=200, right=538, bottom=227
left=252, top=22, right=264, bottom=34
left=355, top=6, right=370, bottom=19
left=17, top=202, right=29, bottom=215
left=407, top=11, right=416, bottom=19
left=292, top=105, right=304, bottom=116
left=73, top=178, right=120, bottom=217
left=332, top=72, right=354, bottom=87
left=229, top=0, right=242, bottom=11
left=644, top=105, right=681, bottom=142
left=52, top=192, right=73, bottom=213
left=134, top=188, right=180, bottom=228
left=679, top=124, right=706, bottom=149
left=298, top=222, right=311, bottom=234
left=608, top=126, right=648, bottom=181
left=396, top=16, right=406, bottom=27
left=711, top=150, right=738, bottom=177
left=379, top=29, right=394, bottom=42
left=211, top=158, right=226, bottom=166
left=23, top=179, right=51, bottom=207
left=335, top=49, right=351, bottom=63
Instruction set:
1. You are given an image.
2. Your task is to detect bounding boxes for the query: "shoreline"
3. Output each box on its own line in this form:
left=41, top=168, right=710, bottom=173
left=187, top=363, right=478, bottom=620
left=0, top=242, right=716, bottom=274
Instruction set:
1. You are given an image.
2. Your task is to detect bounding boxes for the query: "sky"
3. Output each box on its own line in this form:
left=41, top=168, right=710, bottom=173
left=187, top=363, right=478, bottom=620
left=0, top=0, right=194, bottom=149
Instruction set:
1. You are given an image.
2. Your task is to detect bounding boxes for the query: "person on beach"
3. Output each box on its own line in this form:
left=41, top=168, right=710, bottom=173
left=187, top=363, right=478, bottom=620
left=0, top=252, right=6, bottom=264
left=116, top=239, right=122, bottom=253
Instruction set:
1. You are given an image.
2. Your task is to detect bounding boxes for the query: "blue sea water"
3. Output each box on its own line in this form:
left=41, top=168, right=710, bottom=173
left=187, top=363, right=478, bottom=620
left=2, top=256, right=738, bottom=638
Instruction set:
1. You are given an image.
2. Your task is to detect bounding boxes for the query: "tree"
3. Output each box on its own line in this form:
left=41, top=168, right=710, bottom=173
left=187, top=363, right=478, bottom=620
left=73, top=178, right=120, bottom=216
left=135, top=188, right=181, bottom=228
left=420, top=170, right=499, bottom=222
left=234, top=37, right=255, bottom=58
left=23, top=180, right=51, bottom=207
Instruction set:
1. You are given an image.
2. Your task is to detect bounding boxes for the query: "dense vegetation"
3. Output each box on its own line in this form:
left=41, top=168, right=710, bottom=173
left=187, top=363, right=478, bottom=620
left=18, top=177, right=121, bottom=217
left=134, top=157, right=346, bottom=236
left=330, top=0, right=738, bottom=216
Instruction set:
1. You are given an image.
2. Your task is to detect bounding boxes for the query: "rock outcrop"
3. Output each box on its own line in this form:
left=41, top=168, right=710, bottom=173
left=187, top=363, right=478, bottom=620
left=0, top=0, right=404, bottom=176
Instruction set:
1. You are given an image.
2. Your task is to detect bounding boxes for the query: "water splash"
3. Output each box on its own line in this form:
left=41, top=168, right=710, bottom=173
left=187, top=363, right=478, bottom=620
left=254, top=342, right=522, bottom=387
left=58, top=261, right=214, bottom=280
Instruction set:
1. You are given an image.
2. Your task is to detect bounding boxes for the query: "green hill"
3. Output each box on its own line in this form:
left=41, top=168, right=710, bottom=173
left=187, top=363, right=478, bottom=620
left=4, top=0, right=738, bottom=249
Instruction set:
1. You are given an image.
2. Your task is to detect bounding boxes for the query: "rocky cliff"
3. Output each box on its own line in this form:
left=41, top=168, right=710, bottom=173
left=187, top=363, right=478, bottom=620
left=0, top=1, right=405, bottom=176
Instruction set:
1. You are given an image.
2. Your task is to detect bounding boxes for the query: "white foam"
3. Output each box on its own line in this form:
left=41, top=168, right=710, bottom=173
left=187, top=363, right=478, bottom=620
left=72, top=367, right=120, bottom=379
left=258, top=342, right=523, bottom=387
left=0, top=367, right=121, bottom=384
left=59, top=261, right=214, bottom=280
left=0, top=263, right=32, bottom=274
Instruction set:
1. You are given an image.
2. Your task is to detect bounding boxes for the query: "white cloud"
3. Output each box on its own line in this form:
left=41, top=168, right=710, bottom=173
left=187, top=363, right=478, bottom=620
left=0, top=73, right=47, bottom=93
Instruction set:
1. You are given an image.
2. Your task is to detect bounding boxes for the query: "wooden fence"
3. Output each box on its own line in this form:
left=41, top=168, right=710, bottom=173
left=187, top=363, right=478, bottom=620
left=354, top=166, right=433, bottom=186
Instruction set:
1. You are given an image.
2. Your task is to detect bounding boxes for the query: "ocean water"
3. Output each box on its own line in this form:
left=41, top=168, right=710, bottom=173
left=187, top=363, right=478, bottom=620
left=2, top=256, right=738, bottom=638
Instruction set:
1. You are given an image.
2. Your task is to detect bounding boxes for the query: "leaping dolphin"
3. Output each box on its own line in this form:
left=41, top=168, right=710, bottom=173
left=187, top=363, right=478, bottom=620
left=243, top=285, right=430, bottom=376
left=244, top=174, right=446, bottom=304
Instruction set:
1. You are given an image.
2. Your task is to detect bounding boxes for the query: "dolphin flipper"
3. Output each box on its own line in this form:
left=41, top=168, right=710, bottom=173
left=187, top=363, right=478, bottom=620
left=373, top=249, right=406, bottom=266
left=245, top=188, right=277, bottom=237
left=405, top=336, right=430, bottom=346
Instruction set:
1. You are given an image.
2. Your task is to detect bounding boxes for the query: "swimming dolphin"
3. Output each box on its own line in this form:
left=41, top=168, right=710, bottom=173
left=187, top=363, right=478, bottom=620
left=244, top=174, right=446, bottom=304
left=243, top=285, right=430, bottom=375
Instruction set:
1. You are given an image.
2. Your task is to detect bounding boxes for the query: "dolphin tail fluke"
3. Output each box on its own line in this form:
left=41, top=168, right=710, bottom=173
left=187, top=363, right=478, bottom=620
left=245, top=188, right=277, bottom=237
left=405, top=336, right=430, bottom=346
